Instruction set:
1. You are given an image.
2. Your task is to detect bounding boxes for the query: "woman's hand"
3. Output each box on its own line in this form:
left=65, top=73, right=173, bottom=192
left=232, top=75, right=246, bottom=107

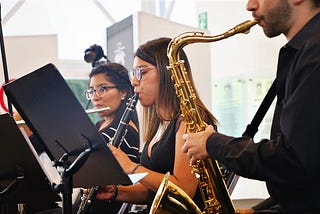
left=236, top=208, right=255, bottom=214
left=13, top=112, right=33, bottom=136
left=88, top=185, right=117, bottom=201
left=108, top=144, right=136, bottom=174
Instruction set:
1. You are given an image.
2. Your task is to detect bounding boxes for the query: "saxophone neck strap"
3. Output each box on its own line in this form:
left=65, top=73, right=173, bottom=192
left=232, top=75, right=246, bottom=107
left=242, top=79, right=277, bottom=138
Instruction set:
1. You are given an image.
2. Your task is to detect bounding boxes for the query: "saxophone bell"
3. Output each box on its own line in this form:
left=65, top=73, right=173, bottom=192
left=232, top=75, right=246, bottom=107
left=150, top=172, right=202, bottom=214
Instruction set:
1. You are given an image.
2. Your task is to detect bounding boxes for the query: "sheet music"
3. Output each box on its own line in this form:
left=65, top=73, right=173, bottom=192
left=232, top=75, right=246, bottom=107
left=128, top=172, right=148, bottom=184
left=20, top=128, right=61, bottom=185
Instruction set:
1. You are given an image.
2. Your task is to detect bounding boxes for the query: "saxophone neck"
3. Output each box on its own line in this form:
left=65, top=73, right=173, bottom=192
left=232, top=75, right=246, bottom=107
left=167, top=19, right=258, bottom=61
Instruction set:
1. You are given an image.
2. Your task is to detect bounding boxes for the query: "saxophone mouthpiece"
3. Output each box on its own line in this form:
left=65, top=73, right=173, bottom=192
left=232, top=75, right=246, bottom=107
left=232, top=19, right=258, bottom=34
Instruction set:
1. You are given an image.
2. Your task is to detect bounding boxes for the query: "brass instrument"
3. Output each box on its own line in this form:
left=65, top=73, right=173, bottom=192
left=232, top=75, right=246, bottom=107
left=150, top=20, right=258, bottom=214
left=15, top=107, right=111, bottom=125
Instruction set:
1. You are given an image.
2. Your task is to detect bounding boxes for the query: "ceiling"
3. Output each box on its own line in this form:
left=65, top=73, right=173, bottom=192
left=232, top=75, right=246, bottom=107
left=1, top=0, right=200, bottom=60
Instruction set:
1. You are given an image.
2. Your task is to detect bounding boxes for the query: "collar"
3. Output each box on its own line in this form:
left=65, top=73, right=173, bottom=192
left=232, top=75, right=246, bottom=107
left=286, top=12, right=320, bottom=50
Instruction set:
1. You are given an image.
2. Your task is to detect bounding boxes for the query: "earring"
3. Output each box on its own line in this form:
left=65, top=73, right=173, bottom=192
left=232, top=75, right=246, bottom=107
left=121, top=96, right=125, bottom=100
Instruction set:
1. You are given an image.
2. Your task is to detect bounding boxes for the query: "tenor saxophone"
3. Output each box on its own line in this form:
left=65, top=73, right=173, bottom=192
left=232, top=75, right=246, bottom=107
left=150, top=20, right=258, bottom=214
left=77, top=93, right=139, bottom=214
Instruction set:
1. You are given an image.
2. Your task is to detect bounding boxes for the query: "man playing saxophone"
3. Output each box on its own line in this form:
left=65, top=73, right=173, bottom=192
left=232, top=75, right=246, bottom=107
left=182, top=0, right=320, bottom=213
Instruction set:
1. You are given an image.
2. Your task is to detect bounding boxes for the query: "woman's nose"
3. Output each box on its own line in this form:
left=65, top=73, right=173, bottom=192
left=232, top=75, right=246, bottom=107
left=91, top=92, right=101, bottom=100
left=131, top=77, right=139, bottom=87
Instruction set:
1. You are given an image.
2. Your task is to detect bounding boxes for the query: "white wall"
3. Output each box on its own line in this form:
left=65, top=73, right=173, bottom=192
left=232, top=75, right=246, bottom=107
left=0, top=35, right=58, bottom=81
left=134, top=11, right=212, bottom=109
left=0, top=35, right=58, bottom=113
left=196, top=1, right=286, bottom=79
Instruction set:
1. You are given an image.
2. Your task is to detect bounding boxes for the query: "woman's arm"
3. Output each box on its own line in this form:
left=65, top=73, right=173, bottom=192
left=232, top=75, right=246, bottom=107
left=169, top=120, right=199, bottom=197
left=111, top=120, right=198, bottom=198
left=96, top=183, right=150, bottom=204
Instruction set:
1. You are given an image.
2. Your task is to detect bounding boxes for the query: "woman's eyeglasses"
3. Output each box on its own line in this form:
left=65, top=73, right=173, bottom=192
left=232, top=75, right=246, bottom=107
left=84, top=85, right=117, bottom=100
left=129, top=66, right=156, bottom=81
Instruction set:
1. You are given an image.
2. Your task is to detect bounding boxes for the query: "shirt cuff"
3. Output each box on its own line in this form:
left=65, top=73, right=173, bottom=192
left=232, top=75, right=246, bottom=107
left=206, top=132, right=234, bottom=160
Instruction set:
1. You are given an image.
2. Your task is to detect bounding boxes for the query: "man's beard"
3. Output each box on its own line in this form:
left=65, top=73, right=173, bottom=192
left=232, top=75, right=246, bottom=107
left=263, top=0, right=292, bottom=38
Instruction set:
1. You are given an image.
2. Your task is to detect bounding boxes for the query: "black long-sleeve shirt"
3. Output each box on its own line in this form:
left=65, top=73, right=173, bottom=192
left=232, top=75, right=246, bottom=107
left=206, top=12, right=320, bottom=213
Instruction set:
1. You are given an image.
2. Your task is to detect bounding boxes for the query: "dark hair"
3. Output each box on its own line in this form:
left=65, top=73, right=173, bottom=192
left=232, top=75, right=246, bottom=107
left=89, top=62, right=132, bottom=93
left=135, top=37, right=179, bottom=116
left=134, top=37, right=217, bottom=143
left=89, top=63, right=139, bottom=129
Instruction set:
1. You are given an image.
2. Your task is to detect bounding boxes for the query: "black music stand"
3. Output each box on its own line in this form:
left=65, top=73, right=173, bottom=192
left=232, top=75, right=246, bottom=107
left=3, top=63, right=132, bottom=214
left=0, top=113, right=61, bottom=213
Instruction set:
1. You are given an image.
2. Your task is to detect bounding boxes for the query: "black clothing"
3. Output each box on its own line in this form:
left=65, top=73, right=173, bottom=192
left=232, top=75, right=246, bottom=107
left=97, top=120, right=140, bottom=163
left=206, top=12, right=320, bottom=213
left=84, top=121, right=140, bottom=214
left=140, top=118, right=204, bottom=211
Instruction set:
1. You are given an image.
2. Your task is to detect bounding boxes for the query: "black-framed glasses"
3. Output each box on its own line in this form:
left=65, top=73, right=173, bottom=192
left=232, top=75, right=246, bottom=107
left=129, top=66, right=156, bottom=81
left=84, top=85, right=117, bottom=100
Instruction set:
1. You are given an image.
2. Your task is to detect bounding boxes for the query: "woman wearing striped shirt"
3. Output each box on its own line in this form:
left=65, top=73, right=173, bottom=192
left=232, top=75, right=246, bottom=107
left=83, top=62, right=140, bottom=214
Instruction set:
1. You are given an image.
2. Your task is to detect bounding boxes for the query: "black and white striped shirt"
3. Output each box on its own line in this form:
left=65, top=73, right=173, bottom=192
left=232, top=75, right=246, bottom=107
left=97, top=122, right=140, bottom=163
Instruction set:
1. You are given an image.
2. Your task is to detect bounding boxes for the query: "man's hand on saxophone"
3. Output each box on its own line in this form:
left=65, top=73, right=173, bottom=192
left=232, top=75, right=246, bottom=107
left=182, top=125, right=215, bottom=164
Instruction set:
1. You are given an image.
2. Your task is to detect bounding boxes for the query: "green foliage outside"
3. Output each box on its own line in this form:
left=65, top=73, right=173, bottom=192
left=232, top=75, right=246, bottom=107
left=66, top=79, right=99, bottom=123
